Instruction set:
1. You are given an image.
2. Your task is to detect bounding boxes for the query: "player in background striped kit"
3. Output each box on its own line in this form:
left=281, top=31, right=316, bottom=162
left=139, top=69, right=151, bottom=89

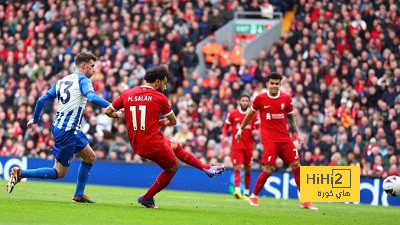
left=6, top=52, right=122, bottom=203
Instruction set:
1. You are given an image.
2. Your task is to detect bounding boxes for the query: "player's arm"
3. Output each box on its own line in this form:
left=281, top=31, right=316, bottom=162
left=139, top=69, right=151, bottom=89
left=235, top=110, right=256, bottom=142
left=164, top=112, right=177, bottom=126
left=286, top=113, right=299, bottom=133
left=287, top=113, right=304, bottom=146
left=221, top=122, right=230, bottom=137
left=104, top=96, right=123, bottom=120
left=104, top=104, right=123, bottom=120
left=79, top=76, right=110, bottom=108
left=160, top=95, right=176, bottom=126
left=80, top=76, right=122, bottom=120
left=221, top=113, right=232, bottom=137
left=28, top=83, right=57, bottom=129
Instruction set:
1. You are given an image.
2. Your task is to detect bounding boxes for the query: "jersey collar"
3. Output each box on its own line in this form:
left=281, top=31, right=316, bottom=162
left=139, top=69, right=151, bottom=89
left=75, top=71, right=85, bottom=77
left=140, top=85, right=154, bottom=89
left=267, top=90, right=280, bottom=99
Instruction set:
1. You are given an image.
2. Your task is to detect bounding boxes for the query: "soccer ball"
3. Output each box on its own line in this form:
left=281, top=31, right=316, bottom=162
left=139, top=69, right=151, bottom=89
left=383, top=176, right=400, bottom=197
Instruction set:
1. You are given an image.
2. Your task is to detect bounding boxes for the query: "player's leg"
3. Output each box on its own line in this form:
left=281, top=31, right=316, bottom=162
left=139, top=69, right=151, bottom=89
left=72, top=131, right=96, bottom=203
left=231, top=148, right=244, bottom=199
left=6, top=128, right=75, bottom=193
left=243, top=166, right=251, bottom=199
left=243, top=147, right=253, bottom=198
left=139, top=140, right=178, bottom=208
left=249, top=142, right=277, bottom=206
left=140, top=163, right=178, bottom=208
left=170, top=139, right=226, bottom=178
left=281, top=142, right=318, bottom=210
left=280, top=143, right=301, bottom=191
left=6, top=159, right=63, bottom=193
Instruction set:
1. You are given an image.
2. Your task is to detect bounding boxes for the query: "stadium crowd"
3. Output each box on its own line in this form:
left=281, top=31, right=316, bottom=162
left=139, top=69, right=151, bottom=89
left=0, top=0, right=399, bottom=178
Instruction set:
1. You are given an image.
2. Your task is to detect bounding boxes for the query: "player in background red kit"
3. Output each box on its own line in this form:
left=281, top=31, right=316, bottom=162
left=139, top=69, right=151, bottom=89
left=105, top=65, right=226, bottom=208
left=235, top=73, right=318, bottom=210
left=221, top=92, right=259, bottom=200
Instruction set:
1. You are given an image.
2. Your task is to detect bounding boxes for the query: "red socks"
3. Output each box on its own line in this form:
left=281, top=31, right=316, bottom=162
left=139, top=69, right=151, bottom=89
left=252, top=171, right=270, bottom=196
left=234, top=170, right=240, bottom=188
left=250, top=167, right=300, bottom=196
left=292, top=167, right=301, bottom=191
left=234, top=171, right=251, bottom=190
left=174, top=144, right=210, bottom=170
left=144, top=170, right=176, bottom=200
left=244, top=172, right=251, bottom=190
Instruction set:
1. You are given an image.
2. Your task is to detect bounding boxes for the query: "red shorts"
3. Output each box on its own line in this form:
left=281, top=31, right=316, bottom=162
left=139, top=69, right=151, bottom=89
left=262, top=142, right=300, bottom=166
left=138, top=139, right=177, bottom=171
left=231, top=147, right=252, bottom=167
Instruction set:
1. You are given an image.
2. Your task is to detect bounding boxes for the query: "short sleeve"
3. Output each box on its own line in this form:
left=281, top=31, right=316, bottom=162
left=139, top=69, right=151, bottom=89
left=251, top=95, right=261, bottom=111
left=225, top=112, right=232, bottom=125
left=112, top=94, right=124, bottom=111
left=286, top=96, right=294, bottom=114
left=79, top=76, right=95, bottom=96
left=160, top=95, right=173, bottom=117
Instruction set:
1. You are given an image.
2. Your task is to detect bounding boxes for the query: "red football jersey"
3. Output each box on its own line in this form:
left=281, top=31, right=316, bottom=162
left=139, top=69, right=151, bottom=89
left=251, top=91, right=293, bottom=143
left=224, top=108, right=259, bottom=150
left=111, top=85, right=173, bottom=154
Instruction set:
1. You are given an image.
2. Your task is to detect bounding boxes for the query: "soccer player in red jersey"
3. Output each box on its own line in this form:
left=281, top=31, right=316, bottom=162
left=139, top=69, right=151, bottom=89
left=105, top=65, right=225, bottom=208
left=235, top=73, right=318, bottom=210
left=221, top=92, right=259, bottom=200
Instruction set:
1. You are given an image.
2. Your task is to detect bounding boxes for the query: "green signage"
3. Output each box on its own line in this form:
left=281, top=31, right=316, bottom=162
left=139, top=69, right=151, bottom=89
left=234, top=24, right=265, bottom=34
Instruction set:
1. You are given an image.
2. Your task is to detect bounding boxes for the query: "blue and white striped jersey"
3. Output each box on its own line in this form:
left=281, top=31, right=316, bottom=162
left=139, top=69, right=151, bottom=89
left=52, top=72, right=92, bottom=132
left=33, top=72, right=110, bottom=134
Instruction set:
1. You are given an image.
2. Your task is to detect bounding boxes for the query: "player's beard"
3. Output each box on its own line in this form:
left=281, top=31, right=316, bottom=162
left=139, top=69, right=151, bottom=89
left=157, top=86, right=164, bottom=92
left=240, top=105, right=248, bottom=112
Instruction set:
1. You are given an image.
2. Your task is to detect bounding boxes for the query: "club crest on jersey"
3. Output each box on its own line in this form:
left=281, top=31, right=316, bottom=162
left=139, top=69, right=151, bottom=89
left=281, top=103, right=285, bottom=110
left=266, top=113, right=271, bottom=120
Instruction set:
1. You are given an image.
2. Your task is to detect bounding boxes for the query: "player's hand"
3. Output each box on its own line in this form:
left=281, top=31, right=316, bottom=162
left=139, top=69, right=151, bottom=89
left=27, top=119, right=37, bottom=129
left=112, top=111, right=123, bottom=121
left=157, top=119, right=167, bottom=126
left=235, top=133, right=242, bottom=143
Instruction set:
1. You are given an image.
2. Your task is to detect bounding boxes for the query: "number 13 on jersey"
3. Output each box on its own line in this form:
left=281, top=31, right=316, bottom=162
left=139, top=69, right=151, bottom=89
left=130, top=105, right=146, bottom=130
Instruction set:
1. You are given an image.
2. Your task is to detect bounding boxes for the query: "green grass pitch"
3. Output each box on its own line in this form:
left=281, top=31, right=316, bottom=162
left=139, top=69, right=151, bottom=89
left=0, top=180, right=398, bottom=225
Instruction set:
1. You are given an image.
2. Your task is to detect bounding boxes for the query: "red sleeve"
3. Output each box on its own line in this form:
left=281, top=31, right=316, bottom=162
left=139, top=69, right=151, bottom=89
left=222, top=112, right=232, bottom=136
left=111, top=93, right=124, bottom=111
left=286, top=96, right=294, bottom=114
left=251, top=95, right=261, bottom=111
left=159, top=94, right=173, bottom=116
left=225, top=112, right=233, bottom=125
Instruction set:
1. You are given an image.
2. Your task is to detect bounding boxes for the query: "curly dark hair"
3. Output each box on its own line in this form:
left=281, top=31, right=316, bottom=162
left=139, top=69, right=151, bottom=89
left=266, top=72, right=283, bottom=82
left=144, top=65, right=172, bottom=83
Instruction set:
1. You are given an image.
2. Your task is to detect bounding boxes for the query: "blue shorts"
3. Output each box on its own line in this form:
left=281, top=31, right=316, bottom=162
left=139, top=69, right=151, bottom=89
left=51, top=126, right=89, bottom=167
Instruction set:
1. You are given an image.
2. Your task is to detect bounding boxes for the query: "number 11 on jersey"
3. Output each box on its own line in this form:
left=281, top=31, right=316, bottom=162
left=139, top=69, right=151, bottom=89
left=130, top=105, right=146, bottom=130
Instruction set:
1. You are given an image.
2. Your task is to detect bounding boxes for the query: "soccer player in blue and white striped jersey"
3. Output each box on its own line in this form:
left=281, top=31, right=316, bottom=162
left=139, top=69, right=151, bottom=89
left=7, top=52, right=122, bottom=203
